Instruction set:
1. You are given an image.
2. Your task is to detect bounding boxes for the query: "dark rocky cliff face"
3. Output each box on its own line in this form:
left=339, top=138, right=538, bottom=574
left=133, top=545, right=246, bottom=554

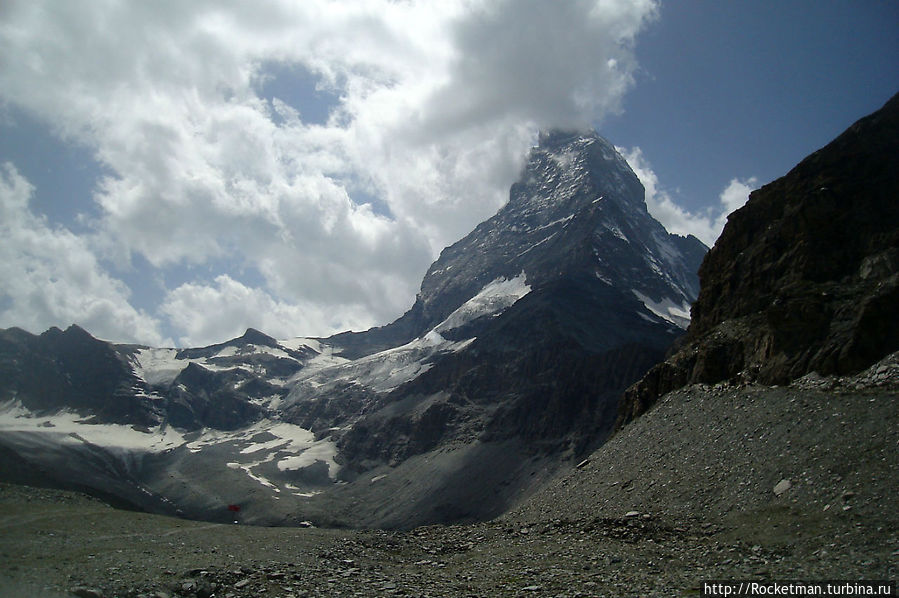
left=617, top=92, right=899, bottom=428
left=0, top=325, right=158, bottom=426
left=334, top=277, right=671, bottom=471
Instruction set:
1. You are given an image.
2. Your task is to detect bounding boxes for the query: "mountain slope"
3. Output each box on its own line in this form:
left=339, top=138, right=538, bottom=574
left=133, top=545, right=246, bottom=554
left=4, top=356, right=896, bottom=597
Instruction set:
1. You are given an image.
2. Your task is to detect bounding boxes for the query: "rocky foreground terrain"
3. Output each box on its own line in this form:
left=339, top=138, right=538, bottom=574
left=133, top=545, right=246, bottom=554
left=2, top=352, right=895, bottom=598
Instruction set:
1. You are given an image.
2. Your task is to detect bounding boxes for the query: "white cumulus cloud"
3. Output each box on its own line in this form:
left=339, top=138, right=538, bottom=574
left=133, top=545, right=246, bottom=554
left=0, top=0, right=659, bottom=345
left=159, top=274, right=376, bottom=348
left=0, top=163, right=167, bottom=344
left=618, top=146, right=757, bottom=246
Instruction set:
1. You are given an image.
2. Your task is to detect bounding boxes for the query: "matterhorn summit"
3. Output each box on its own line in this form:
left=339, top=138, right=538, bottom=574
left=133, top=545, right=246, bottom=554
left=335, top=130, right=707, bottom=358
left=421, top=129, right=706, bottom=328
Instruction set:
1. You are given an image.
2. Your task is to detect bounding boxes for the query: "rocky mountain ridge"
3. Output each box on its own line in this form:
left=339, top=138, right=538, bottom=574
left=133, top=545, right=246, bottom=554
left=331, top=130, right=705, bottom=358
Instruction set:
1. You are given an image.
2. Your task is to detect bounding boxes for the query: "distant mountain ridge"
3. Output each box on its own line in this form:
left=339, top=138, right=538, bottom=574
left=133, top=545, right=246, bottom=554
left=0, top=324, right=154, bottom=425
left=0, top=129, right=706, bottom=528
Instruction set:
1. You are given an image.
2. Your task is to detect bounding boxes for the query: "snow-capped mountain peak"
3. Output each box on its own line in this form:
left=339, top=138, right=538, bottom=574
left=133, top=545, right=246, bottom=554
left=405, top=129, right=706, bottom=338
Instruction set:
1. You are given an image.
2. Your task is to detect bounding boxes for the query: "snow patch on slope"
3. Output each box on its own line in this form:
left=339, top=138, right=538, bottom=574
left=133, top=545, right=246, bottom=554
left=291, top=333, right=473, bottom=395
left=0, top=400, right=339, bottom=494
left=131, top=348, right=186, bottom=386
left=131, top=339, right=316, bottom=388
left=281, top=339, right=348, bottom=379
left=0, top=399, right=185, bottom=452
left=224, top=343, right=293, bottom=360
left=279, top=337, right=322, bottom=352
left=602, top=222, right=629, bottom=243
left=187, top=420, right=338, bottom=476
left=632, top=290, right=692, bottom=329
left=435, top=272, right=531, bottom=333
left=130, top=347, right=248, bottom=386
left=288, top=273, right=527, bottom=396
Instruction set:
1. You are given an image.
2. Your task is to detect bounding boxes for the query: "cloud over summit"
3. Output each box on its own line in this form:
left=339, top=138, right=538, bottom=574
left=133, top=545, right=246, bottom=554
left=619, top=146, right=757, bottom=246
left=0, top=0, right=658, bottom=345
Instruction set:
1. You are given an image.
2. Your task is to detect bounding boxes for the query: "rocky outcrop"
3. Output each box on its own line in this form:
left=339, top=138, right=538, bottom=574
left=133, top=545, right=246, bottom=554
left=163, top=363, right=267, bottom=430
left=617, top=92, right=899, bottom=428
left=0, top=325, right=159, bottom=426
left=335, top=277, right=672, bottom=471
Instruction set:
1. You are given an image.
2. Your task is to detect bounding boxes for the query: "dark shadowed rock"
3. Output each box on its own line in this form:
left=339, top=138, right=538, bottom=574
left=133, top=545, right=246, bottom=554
left=618, top=91, right=899, bottom=429
left=164, top=363, right=266, bottom=431
left=0, top=325, right=159, bottom=426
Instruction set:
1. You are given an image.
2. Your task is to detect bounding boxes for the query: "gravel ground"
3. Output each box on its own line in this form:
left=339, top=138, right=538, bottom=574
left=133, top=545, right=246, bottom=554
left=1, top=358, right=896, bottom=597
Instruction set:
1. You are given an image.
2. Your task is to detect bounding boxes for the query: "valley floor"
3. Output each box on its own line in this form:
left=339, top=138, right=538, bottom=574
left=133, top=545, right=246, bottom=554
left=2, top=379, right=896, bottom=597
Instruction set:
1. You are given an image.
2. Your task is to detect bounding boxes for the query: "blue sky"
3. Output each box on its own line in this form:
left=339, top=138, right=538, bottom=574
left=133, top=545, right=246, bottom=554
left=604, top=1, right=899, bottom=216
left=1, top=1, right=897, bottom=347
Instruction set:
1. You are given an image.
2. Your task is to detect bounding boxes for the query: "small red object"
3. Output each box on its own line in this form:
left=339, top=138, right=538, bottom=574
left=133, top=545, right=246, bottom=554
left=227, top=504, right=241, bottom=512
